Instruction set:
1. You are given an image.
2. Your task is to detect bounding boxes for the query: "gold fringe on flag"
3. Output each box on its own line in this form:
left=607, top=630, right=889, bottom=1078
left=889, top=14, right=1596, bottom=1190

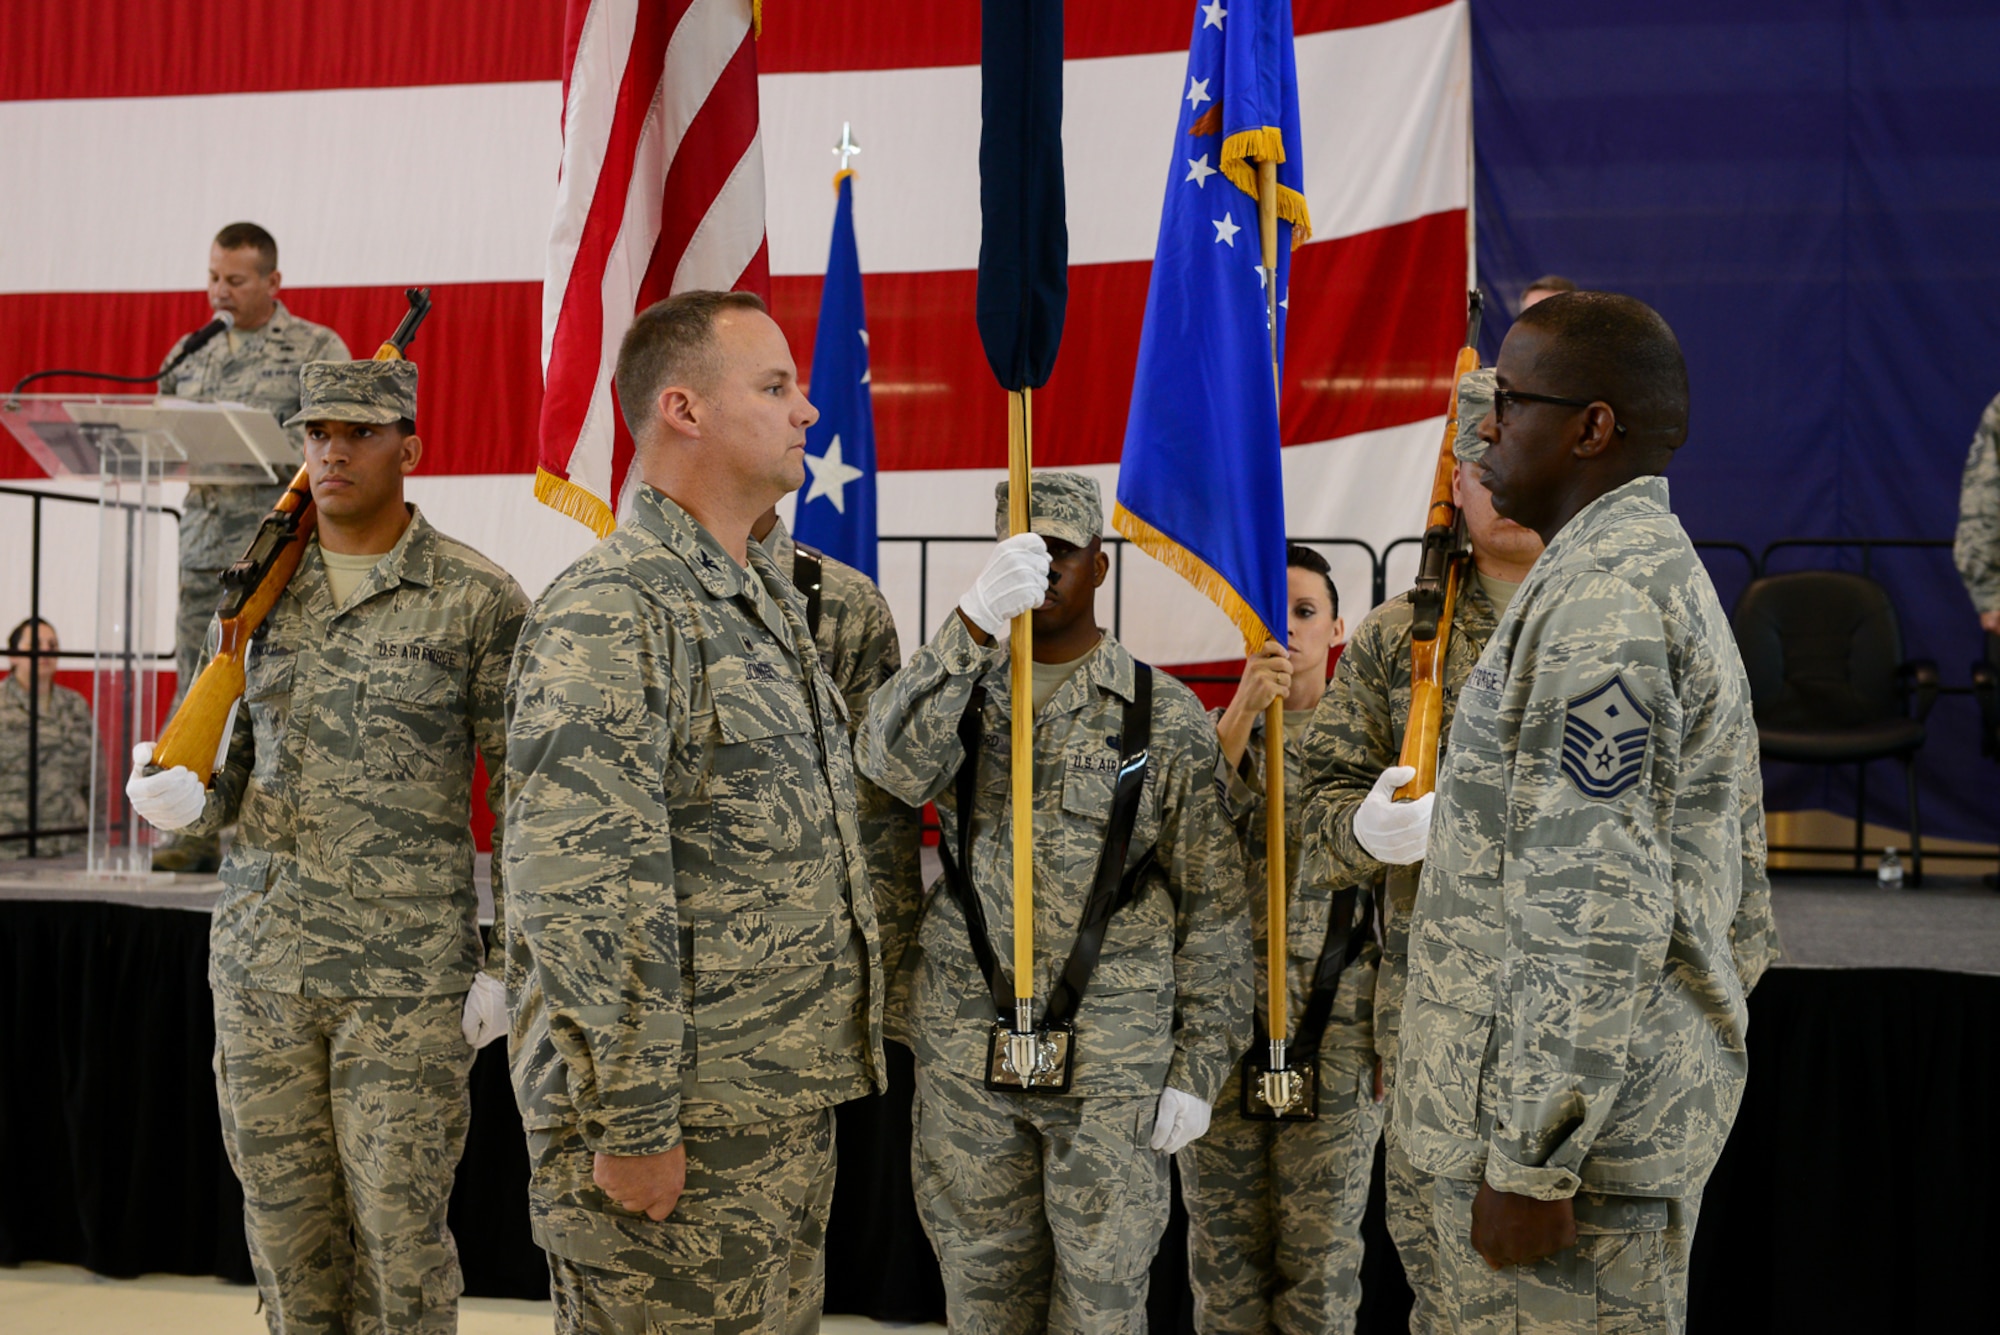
left=1113, top=502, right=1273, bottom=655
left=752, top=1, right=762, bottom=39
left=1220, top=126, right=1313, bottom=247
left=534, top=466, right=617, bottom=539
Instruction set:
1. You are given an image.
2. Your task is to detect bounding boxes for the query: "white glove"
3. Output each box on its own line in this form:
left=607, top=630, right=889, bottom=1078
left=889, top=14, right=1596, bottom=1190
left=1352, top=765, right=1435, bottom=865
left=1149, top=1085, right=1213, bottom=1155
left=959, top=533, right=1052, bottom=637
left=461, top=972, right=509, bottom=1050
left=125, top=742, right=209, bottom=832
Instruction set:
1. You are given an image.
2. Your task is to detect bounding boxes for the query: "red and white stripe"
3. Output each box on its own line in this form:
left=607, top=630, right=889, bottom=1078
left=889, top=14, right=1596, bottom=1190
left=0, top=0, right=1469, bottom=671
left=539, top=0, right=768, bottom=534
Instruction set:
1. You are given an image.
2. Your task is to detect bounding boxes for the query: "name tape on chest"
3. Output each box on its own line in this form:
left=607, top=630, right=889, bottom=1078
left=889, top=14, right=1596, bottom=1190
left=1561, top=674, right=1651, bottom=800
left=372, top=641, right=465, bottom=671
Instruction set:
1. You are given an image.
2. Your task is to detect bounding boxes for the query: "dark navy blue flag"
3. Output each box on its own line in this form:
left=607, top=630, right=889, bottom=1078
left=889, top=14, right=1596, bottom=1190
left=793, top=171, right=879, bottom=579
left=976, top=0, right=1067, bottom=392
left=1115, top=0, right=1308, bottom=649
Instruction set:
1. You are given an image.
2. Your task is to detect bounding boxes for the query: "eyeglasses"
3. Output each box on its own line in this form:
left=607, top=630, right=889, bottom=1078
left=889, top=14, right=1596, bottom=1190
left=1491, top=388, right=1628, bottom=436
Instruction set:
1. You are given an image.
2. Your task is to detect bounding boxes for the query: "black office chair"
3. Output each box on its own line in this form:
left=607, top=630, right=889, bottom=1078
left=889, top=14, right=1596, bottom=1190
left=1732, top=571, right=1938, bottom=885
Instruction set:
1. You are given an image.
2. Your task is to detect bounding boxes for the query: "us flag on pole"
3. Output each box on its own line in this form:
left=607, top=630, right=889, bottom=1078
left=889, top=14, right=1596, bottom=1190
left=536, top=0, right=771, bottom=537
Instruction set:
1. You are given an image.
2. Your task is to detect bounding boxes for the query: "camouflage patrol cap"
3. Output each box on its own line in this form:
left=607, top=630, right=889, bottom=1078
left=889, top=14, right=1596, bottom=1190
left=1453, top=367, right=1496, bottom=463
left=994, top=471, right=1103, bottom=548
left=283, top=359, right=418, bottom=428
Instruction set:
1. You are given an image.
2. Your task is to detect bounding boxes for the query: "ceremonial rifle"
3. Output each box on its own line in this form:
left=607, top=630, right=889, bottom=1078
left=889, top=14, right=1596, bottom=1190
left=152, top=289, right=433, bottom=782
left=1393, top=291, right=1483, bottom=800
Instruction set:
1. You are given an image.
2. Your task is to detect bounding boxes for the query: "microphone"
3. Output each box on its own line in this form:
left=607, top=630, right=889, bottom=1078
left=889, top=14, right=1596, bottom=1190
left=7, top=310, right=239, bottom=404
left=167, top=311, right=235, bottom=365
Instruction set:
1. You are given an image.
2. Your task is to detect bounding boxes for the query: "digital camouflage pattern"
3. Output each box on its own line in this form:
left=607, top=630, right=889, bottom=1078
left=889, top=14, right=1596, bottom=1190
left=504, top=486, right=884, bottom=1288
left=993, top=471, right=1104, bottom=547
left=539, top=1109, right=836, bottom=1335
left=856, top=614, right=1249, bottom=1333
left=181, top=508, right=525, bottom=996
left=1453, top=368, right=1496, bottom=463
left=1301, top=582, right=1502, bottom=1085
left=1180, top=707, right=1389, bottom=1333
left=212, top=980, right=474, bottom=1335
left=1182, top=1059, right=1383, bottom=1334
left=1427, top=1171, right=1703, bottom=1334
left=912, top=1066, right=1168, bottom=1335
left=1296, top=580, right=1503, bottom=1329
left=0, top=676, right=92, bottom=859
left=1394, top=476, right=1779, bottom=1213
left=759, top=517, right=922, bottom=1019
left=284, top=358, right=419, bottom=427
left=1954, top=390, right=2000, bottom=615
left=855, top=615, right=1251, bottom=1102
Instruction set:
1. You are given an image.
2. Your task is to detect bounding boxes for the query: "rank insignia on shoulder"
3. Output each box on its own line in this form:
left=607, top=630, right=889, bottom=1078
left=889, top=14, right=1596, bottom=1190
left=1561, top=674, right=1650, bottom=799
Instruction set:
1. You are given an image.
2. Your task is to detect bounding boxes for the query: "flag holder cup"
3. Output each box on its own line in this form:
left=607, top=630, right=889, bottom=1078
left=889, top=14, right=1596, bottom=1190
left=986, top=1001, right=1073, bottom=1093
left=1241, top=1036, right=1319, bottom=1123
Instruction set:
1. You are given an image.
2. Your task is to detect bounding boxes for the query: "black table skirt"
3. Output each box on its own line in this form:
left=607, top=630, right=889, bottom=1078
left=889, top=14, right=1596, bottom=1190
left=3, top=898, right=1993, bottom=1331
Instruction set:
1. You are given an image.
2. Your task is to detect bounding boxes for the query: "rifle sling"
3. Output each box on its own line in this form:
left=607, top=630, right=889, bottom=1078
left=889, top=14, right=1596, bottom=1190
left=791, top=542, right=825, bottom=639
left=934, top=664, right=1155, bottom=1026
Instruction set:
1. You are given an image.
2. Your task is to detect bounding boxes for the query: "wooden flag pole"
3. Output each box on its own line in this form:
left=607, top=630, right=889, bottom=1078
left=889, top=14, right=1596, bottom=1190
left=1008, top=387, right=1036, bottom=1042
left=1254, top=159, right=1292, bottom=1092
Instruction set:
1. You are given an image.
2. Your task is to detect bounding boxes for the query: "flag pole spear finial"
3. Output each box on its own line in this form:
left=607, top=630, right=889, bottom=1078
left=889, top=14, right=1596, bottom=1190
left=833, top=121, right=861, bottom=181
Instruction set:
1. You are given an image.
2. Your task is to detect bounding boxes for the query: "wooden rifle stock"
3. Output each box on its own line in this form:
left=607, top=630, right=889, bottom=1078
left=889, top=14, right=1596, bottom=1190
left=151, top=289, right=433, bottom=782
left=1393, top=293, right=1483, bottom=802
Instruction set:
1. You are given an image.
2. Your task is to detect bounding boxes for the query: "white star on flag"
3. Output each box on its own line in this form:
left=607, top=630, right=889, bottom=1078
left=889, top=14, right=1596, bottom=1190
left=1186, top=77, right=1211, bottom=112
left=859, top=328, right=870, bottom=384
left=1213, top=212, right=1240, bottom=246
left=803, top=435, right=865, bottom=514
left=1202, top=1, right=1227, bottom=30
left=1185, top=154, right=1217, bottom=188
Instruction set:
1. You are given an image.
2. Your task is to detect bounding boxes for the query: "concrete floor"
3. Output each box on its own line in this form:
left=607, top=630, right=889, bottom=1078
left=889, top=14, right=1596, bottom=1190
left=0, top=1262, right=944, bottom=1335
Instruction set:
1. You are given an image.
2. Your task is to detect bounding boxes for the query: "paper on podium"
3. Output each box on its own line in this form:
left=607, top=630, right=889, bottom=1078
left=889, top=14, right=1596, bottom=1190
left=1, top=393, right=297, bottom=484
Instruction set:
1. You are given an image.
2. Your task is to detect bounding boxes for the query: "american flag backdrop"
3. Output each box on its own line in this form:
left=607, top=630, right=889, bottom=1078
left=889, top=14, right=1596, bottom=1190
left=0, top=0, right=1471, bottom=678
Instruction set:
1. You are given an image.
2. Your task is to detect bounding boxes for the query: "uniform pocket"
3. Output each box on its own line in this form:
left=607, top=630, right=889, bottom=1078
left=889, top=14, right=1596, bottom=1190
left=687, top=910, right=857, bottom=1086
left=1402, top=919, right=1501, bottom=1149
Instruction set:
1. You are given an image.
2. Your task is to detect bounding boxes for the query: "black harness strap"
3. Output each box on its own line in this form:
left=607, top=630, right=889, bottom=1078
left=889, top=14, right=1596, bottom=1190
left=1277, top=882, right=1375, bottom=1063
left=934, top=666, right=1156, bottom=1023
left=791, top=542, right=825, bottom=639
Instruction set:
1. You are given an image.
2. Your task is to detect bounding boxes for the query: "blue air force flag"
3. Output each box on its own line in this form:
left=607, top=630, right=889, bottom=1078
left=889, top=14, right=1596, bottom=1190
left=1113, top=0, right=1311, bottom=649
left=792, top=171, right=880, bottom=579
left=1562, top=675, right=1652, bottom=800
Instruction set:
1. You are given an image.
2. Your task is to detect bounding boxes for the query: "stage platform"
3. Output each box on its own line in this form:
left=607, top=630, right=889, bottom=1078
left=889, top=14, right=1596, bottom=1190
left=8, top=852, right=1995, bottom=976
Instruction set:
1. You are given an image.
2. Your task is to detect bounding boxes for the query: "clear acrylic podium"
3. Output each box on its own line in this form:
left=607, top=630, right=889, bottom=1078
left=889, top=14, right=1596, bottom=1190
left=0, top=394, right=295, bottom=875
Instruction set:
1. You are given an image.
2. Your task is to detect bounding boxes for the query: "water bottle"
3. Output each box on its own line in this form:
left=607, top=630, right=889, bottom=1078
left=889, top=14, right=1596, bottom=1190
left=1878, top=847, right=1904, bottom=889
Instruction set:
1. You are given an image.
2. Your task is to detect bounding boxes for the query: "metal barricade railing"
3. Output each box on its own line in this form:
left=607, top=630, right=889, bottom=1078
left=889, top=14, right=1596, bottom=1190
left=892, top=533, right=1388, bottom=646
left=0, top=485, right=180, bottom=856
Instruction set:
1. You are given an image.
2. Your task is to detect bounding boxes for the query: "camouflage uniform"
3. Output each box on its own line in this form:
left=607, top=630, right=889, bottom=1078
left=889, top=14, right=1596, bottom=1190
left=854, top=473, right=1252, bottom=1335
left=504, top=486, right=885, bottom=1335
left=0, top=674, right=93, bottom=859
left=180, top=361, right=526, bottom=1335
left=1180, top=707, right=1384, bottom=1335
left=158, top=300, right=349, bottom=865
left=1954, top=390, right=2000, bottom=620
left=1392, top=476, right=1781, bottom=1334
left=757, top=517, right=923, bottom=1015
left=1299, top=582, right=1504, bottom=1334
